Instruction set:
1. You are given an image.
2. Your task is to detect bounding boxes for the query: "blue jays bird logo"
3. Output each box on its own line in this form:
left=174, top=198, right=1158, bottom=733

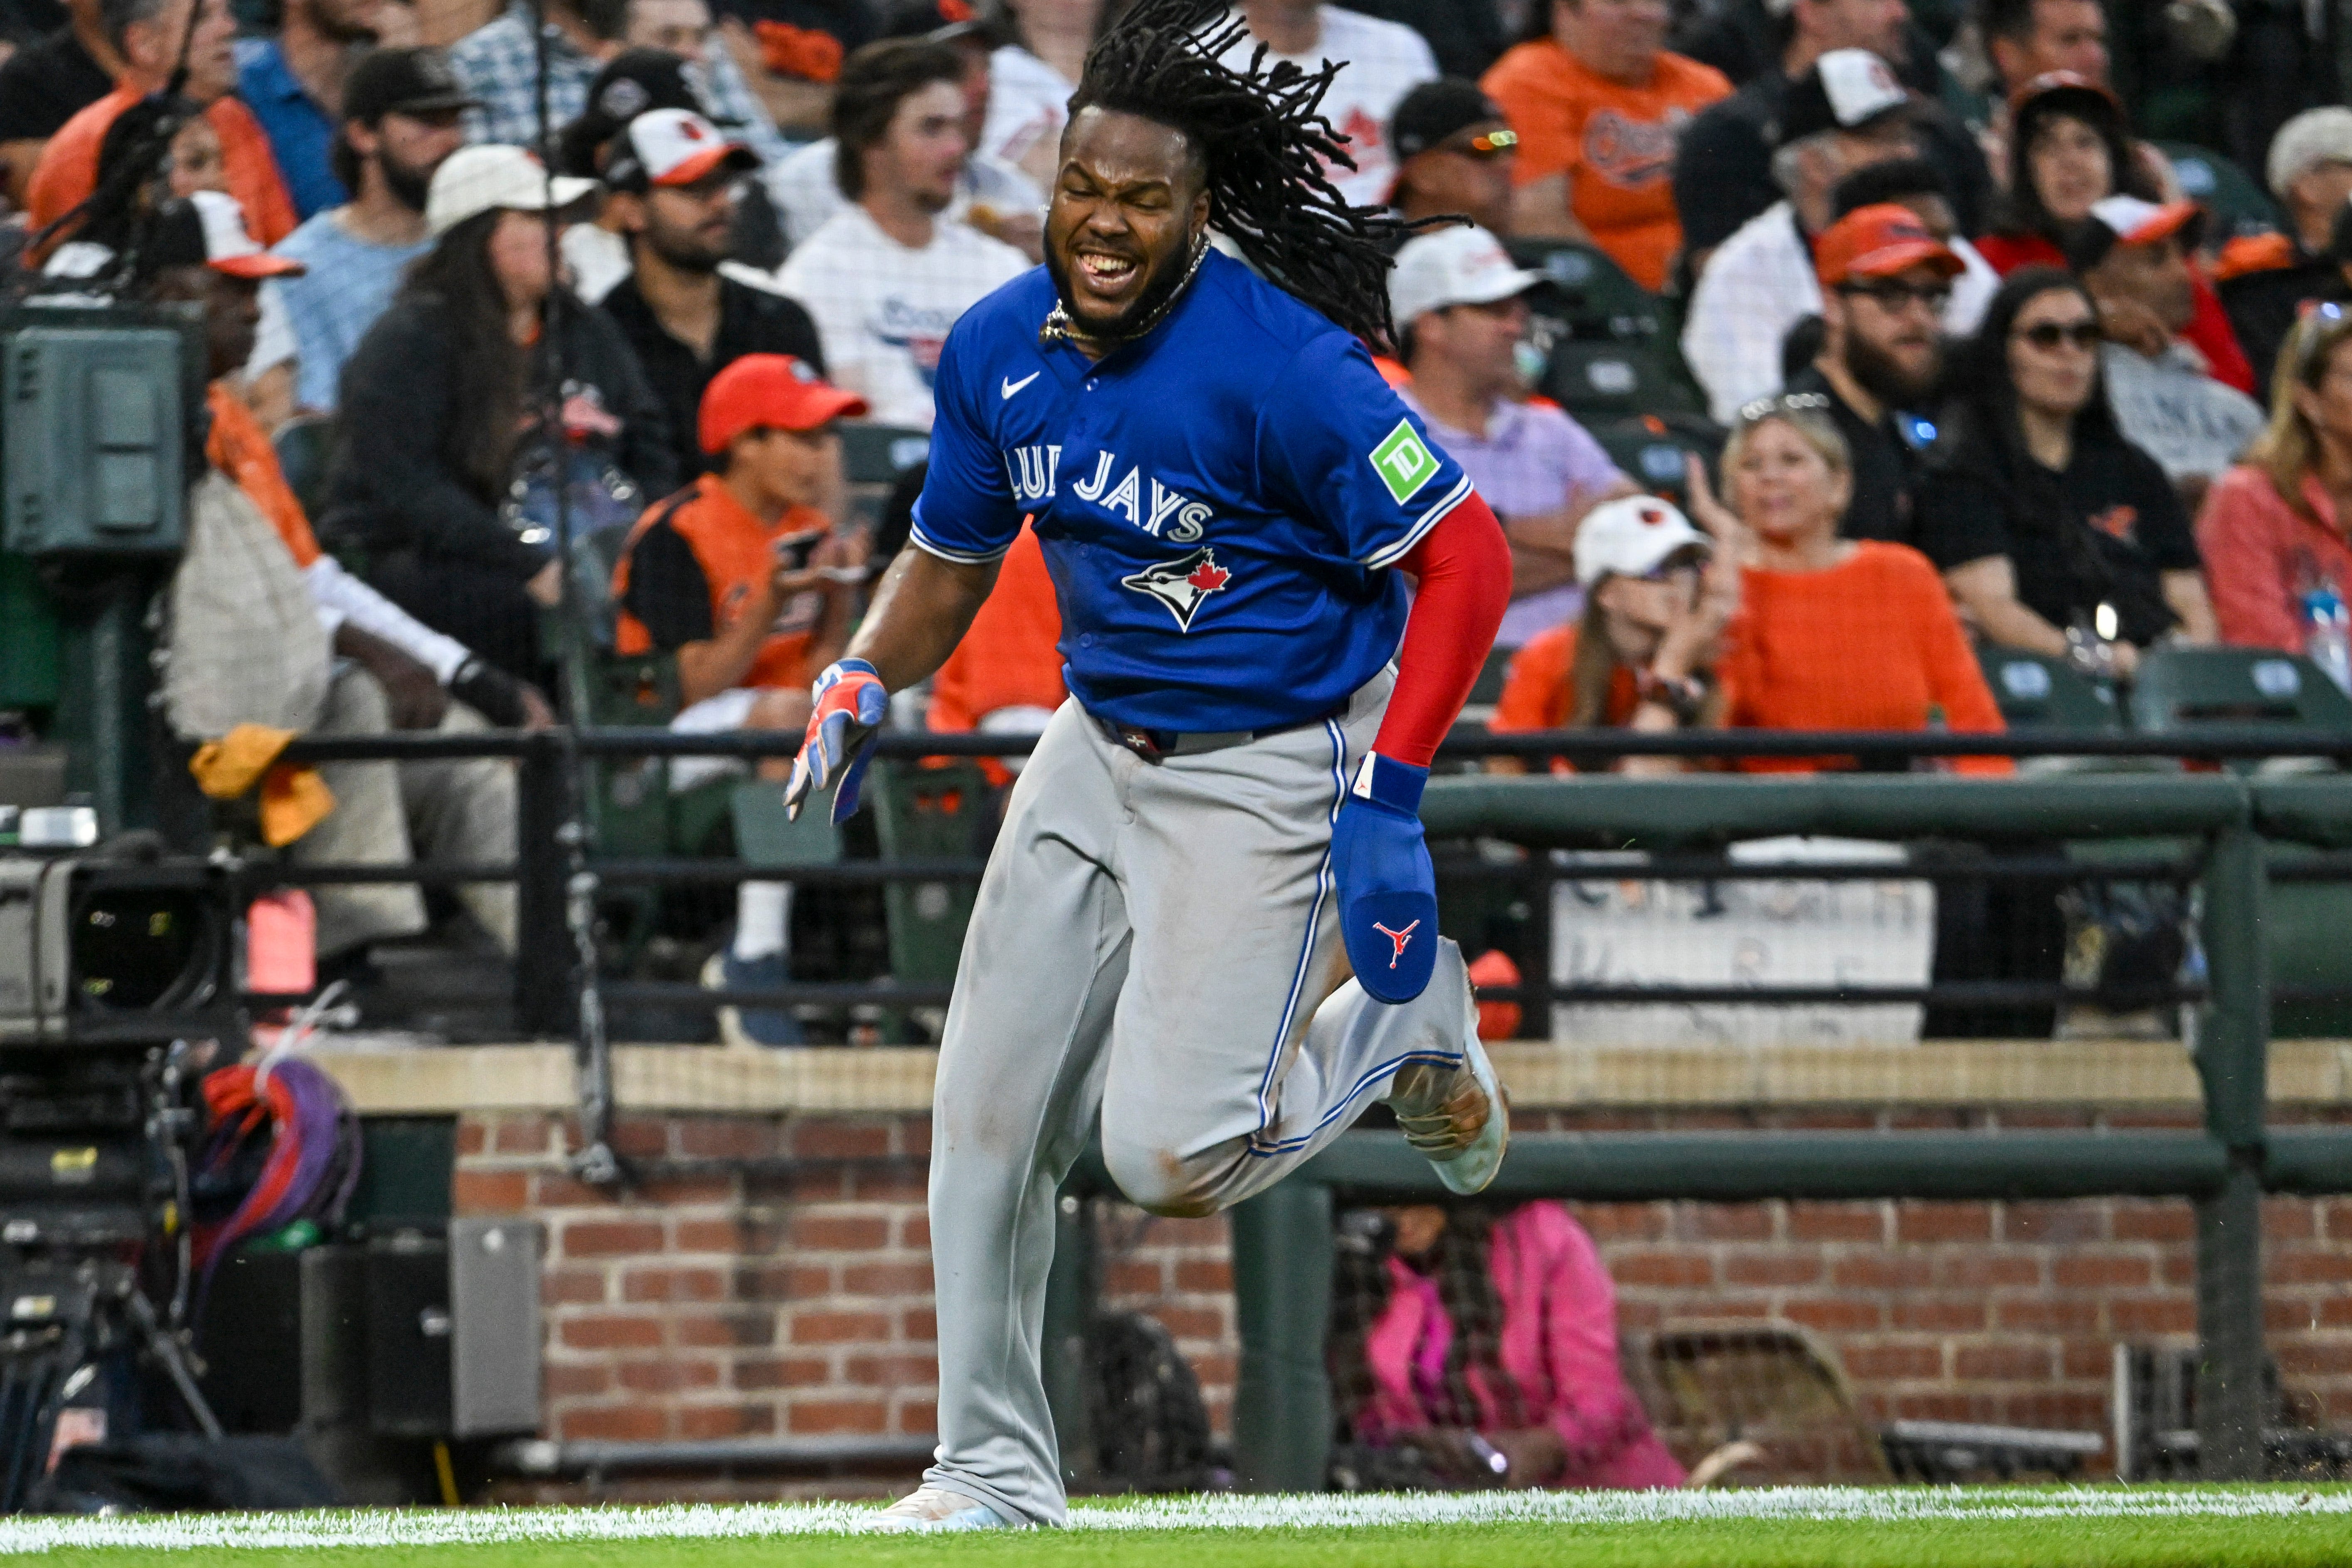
left=1121, top=547, right=1231, bottom=631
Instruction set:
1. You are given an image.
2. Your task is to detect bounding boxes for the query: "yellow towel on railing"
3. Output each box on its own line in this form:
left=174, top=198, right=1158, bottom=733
left=189, top=725, right=336, bottom=847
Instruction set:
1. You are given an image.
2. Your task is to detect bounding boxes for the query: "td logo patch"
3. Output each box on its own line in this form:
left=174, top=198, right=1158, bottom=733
left=1370, top=420, right=1439, bottom=505
left=1121, top=547, right=1231, bottom=631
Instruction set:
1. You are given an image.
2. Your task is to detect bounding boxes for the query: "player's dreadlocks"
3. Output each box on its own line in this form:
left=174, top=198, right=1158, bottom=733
left=1068, top=0, right=1444, bottom=352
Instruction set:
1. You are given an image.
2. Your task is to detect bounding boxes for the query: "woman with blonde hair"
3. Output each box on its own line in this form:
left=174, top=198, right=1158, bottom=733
left=2197, top=303, right=2352, bottom=656
left=1694, top=393, right=2011, bottom=774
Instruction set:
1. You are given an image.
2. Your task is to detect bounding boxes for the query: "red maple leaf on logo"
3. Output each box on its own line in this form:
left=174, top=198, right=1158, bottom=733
left=1187, top=560, right=1230, bottom=593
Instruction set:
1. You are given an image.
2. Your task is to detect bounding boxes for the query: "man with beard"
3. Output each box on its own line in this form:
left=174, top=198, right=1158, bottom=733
left=263, top=47, right=473, bottom=413
left=783, top=0, right=1512, bottom=1532
left=1783, top=204, right=1961, bottom=546
left=236, top=0, right=384, bottom=218
left=596, top=108, right=825, bottom=480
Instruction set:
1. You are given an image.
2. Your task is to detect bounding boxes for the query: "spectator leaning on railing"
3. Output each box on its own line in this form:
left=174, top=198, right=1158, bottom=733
left=1689, top=392, right=2011, bottom=775
left=594, top=106, right=826, bottom=481
left=1480, top=0, right=1727, bottom=293
left=1390, top=223, right=1637, bottom=647
left=320, top=143, right=676, bottom=680
left=611, top=354, right=870, bottom=1045
left=1916, top=267, right=2216, bottom=684
left=259, top=47, right=473, bottom=415
left=1488, top=493, right=1734, bottom=777
left=774, top=38, right=1026, bottom=429
left=2196, top=304, right=2352, bottom=656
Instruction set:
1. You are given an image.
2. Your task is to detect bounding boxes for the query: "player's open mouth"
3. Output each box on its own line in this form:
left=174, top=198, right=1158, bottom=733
left=1073, top=249, right=1143, bottom=299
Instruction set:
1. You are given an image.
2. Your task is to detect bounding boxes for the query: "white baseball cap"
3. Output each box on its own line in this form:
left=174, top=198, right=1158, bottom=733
left=602, top=107, right=759, bottom=193
left=1389, top=225, right=1541, bottom=331
left=426, top=144, right=599, bottom=236
left=1573, top=495, right=1710, bottom=589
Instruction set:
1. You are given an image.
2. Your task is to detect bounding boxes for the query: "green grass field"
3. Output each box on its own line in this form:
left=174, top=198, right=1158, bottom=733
left=4, top=1488, right=2350, bottom=1567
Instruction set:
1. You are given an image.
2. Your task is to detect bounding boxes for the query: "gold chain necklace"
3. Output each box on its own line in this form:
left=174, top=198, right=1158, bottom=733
left=1039, top=235, right=1212, bottom=350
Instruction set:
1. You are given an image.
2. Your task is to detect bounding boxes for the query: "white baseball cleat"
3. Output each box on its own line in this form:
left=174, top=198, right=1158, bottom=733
left=860, top=1485, right=1021, bottom=1533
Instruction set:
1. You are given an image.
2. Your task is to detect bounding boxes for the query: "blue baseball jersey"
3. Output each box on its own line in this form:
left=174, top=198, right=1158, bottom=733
left=910, top=250, right=1474, bottom=733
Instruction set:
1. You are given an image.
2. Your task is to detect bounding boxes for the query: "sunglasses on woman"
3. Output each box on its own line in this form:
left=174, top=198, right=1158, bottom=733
left=2014, top=320, right=2100, bottom=351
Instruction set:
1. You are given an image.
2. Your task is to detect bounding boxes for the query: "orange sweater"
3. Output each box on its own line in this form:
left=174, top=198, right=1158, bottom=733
left=1719, top=542, right=2011, bottom=774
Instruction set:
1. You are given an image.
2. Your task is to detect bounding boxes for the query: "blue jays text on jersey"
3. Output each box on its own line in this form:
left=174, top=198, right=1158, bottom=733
left=909, top=250, right=1475, bottom=735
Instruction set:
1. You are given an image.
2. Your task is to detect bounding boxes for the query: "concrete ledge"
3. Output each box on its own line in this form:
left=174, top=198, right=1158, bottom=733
left=310, top=1040, right=2352, bottom=1115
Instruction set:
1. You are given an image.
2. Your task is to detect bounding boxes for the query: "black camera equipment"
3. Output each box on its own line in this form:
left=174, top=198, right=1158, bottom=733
left=0, top=829, right=242, bottom=1508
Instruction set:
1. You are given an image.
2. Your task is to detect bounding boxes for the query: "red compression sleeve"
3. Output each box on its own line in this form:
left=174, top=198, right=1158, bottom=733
left=1371, top=492, right=1511, bottom=768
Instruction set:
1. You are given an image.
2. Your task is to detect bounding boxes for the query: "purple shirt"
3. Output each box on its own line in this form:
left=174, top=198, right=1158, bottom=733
left=1402, top=392, right=1627, bottom=648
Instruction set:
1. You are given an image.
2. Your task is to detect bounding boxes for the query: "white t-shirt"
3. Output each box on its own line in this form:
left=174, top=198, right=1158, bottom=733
left=1215, top=5, right=1437, bottom=209
left=774, top=205, right=1029, bottom=428
left=983, top=45, right=1075, bottom=168
left=770, top=138, right=1044, bottom=251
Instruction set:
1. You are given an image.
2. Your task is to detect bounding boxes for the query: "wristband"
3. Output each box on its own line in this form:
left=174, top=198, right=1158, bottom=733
left=448, top=657, right=529, bottom=727
left=1633, top=668, right=1709, bottom=725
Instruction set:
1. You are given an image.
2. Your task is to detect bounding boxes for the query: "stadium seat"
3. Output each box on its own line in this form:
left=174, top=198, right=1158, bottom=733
left=1506, top=237, right=1667, bottom=344
left=2129, top=647, right=2352, bottom=1038
left=1634, top=1321, right=1893, bottom=1482
left=1977, top=648, right=2122, bottom=732
left=271, top=415, right=334, bottom=529
left=1584, top=412, right=1726, bottom=509
left=2154, top=141, right=2283, bottom=245
left=870, top=759, right=987, bottom=1039
left=838, top=423, right=931, bottom=532
left=2126, top=647, right=2352, bottom=739
left=1541, top=340, right=1709, bottom=422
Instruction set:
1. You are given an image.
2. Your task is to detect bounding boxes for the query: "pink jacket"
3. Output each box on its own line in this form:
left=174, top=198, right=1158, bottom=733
left=1355, top=1202, right=1686, bottom=1489
left=2197, top=466, right=2352, bottom=653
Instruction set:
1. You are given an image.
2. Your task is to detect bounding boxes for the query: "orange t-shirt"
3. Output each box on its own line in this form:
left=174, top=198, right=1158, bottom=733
left=928, top=522, right=1064, bottom=732
left=1480, top=39, right=1729, bottom=292
left=205, top=380, right=318, bottom=567
left=928, top=521, right=1065, bottom=786
left=30, top=87, right=297, bottom=249
left=1719, top=542, right=2012, bottom=775
left=611, top=475, right=832, bottom=692
left=1489, top=621, right=1644, bottom=772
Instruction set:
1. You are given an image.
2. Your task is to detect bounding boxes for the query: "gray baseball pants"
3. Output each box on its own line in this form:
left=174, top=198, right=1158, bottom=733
left=921, top=667, right=1478, bottom=1524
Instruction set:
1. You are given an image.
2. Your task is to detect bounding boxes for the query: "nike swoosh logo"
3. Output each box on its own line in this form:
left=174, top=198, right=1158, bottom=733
left=1001, top=371, right=1041, bottom=400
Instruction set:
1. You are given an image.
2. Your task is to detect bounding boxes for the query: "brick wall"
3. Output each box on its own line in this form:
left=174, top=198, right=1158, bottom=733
left=454, top=1106, right=2352, bottom=1492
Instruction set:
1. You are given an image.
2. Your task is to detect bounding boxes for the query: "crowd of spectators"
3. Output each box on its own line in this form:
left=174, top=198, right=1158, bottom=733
left=3, top=0, right=2351, bottom=1019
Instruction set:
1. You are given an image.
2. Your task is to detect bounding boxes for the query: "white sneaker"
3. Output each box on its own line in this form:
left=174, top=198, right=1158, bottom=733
left=860, top=1485, right=1020, bottom=1533
left=1388, top=973, right=1509, bottom=1195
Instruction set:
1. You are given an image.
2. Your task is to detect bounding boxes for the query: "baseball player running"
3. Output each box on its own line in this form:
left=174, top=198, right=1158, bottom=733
left=786, top=0, right=1514, bottom=1530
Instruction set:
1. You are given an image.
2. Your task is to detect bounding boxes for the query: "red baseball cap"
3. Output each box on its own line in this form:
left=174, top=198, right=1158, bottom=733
left=1815, top=202, right=1963, bottom=288
left=698, top=355, right=868, bottom=453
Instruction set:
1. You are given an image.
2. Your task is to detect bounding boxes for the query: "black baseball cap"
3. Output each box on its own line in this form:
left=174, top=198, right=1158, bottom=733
left=1773, top=47, right=1912, bottom=149
left=557, top=49, right=725, bottom=176
left=1390, top=78, right=1507, bottom=162
left=344, top=47, right=479, bottom=125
